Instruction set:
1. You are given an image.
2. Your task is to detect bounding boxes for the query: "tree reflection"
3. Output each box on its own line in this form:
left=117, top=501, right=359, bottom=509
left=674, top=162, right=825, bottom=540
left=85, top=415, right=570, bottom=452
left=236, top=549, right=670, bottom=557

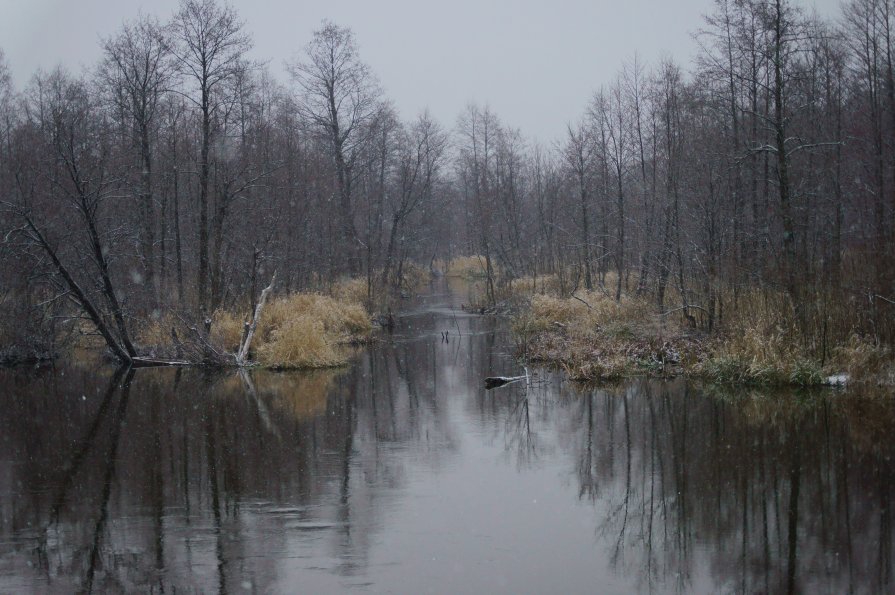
left=568, top=380, right=895, bottom=594
left=82, top=368, right=133, bottom=594
left=0, top=317, right=892, bottom=593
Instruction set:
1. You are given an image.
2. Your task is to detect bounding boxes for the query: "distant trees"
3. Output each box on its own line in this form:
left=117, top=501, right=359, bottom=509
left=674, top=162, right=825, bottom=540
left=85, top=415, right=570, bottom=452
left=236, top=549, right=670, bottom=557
left=446, top=0, right=893, bottom=346
left=1, top=0, right=894, bottom=358
left=0, top=1, right=457, bottom=353
left=381, top=112, right=447, bottom=289
left=841, top=0, right=894, bottom=291
left=456, top=104, right=502, bottom=304
left=561, top=121, right=596, bottom=290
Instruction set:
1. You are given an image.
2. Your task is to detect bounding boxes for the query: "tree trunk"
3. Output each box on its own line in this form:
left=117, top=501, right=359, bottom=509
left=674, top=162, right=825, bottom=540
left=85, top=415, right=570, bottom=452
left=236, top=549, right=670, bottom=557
left=236, top=272, right=276, bottom=365
left=198, top=85, right=210, bottom=311
left=22, top=215, right=131, bottom=364
left=771, top=0, right=801, bottom=324
left=140, top=121, right=156, bottom=304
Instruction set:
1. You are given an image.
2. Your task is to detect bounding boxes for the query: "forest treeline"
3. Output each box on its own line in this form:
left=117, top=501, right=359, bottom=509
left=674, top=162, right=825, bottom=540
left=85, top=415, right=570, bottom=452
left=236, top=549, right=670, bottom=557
left=0, top=0, right=893, bottom=366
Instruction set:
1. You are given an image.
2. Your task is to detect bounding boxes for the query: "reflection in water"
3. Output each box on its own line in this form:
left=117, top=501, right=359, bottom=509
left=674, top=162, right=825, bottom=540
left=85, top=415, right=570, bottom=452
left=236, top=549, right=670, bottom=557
left=562, top=381, right=895, bottom=594
left=0, top=283, right=893, bottom=593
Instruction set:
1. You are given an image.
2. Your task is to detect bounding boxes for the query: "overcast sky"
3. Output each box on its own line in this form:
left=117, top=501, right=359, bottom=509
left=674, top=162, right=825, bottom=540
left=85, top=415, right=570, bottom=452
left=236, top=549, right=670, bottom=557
left=0, top=0, right=842, bottom=143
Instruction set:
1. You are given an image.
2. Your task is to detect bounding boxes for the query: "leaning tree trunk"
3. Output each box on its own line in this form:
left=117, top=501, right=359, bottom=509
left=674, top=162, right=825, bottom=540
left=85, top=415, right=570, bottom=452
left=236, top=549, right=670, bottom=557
left=20, top=214, right=132, bottom=364
left=236, top=272, right=276, bottom=366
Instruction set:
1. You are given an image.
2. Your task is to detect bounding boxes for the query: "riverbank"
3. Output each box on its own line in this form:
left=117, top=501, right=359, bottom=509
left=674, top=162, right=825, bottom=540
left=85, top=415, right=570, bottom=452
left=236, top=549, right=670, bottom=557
left=0, top=264, right=440, bottom=370
left=6, top=284, right=892, bottom=594
left=505, top=279, right=894, bottom=388
left=104, top=290, right=375, bottom=369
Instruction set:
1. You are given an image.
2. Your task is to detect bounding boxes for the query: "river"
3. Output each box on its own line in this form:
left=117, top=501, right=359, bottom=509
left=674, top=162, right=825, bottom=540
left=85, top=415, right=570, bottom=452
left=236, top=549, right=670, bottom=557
left=0, top=281, right=893, bottom=594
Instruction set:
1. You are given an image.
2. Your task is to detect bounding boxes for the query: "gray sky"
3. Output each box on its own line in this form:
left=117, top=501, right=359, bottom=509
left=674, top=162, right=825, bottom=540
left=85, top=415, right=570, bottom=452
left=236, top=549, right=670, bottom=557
left=0, top=0, right=842, bottom=143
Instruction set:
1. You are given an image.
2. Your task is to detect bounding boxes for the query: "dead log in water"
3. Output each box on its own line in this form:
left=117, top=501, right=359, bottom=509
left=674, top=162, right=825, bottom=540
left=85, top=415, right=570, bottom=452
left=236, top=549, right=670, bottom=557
left=484, top=367, right=530, bottom=390
left=484, top=375, right=526, bottom=389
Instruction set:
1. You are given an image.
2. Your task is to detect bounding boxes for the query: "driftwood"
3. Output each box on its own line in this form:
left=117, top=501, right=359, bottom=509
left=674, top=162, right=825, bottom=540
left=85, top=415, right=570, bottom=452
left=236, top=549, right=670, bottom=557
left=484, top=367, right=530, bottom=390
left=485, top=375, right=526, bottom=389
left=130, top=356, right=192, bottom=368
left=236, top=271, right=276, bottom=366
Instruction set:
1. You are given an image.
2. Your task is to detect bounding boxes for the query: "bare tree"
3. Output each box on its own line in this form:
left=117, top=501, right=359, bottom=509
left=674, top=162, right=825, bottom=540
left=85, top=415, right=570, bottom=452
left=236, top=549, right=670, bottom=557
left=457, top=104, right=502, bottom=305
left=289, top=21, right=381, bottom=275
left=169, top=0, right=253, bottom=311
left=382, top=111, right=447, bottom=290
left=561, top=120, right=597, bottom=290
left=100, top=15, right=171, bottom=304
left=5, top=70, right=136, bottom=363
left=591, top=80, right=631, bottom=301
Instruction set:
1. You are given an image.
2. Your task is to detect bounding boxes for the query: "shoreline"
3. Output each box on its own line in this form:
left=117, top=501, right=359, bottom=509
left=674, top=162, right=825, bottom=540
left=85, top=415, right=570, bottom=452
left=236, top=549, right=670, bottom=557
left=500, top=285, right=895, bottom=390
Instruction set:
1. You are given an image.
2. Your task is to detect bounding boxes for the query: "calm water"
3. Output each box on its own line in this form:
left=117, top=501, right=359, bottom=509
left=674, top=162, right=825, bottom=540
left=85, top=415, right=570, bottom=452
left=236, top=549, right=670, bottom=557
left=1, top=282, right=893, bottom=594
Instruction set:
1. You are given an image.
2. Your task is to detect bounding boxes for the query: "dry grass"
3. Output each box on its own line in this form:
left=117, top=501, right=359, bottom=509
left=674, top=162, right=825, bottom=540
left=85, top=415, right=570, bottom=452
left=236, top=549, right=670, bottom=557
left=697, top=329, right=824, bottom=386
left=256, top=316, right=345, bottom=368
left=252, top=293, right=371, bottom=369
left=443, top=255, right=491, bottom=279
left=695, top=287, right=888, bottom=386
left=326, top=263, right=432, bottom=315
left=130, top=291, right=372, bottom=369
left=210, top=310, right=244, bottom=352
left=514, top=290, right=652, bottom=340
left=508, top=274, right=564, bottom=297
left=692, top=288, right=816, bottom=385
left=262, top=293, right=369, bottom=337
left=510, top=276, right=894, bottom=386
left=513, top=288, right=702, bottom=380
left=330, top=277, right=370, bottom=306
left=465, top=270, right=623, bottom=312
left=830, top=334, right=894, bottom=386
left=398, top=261, right=432, bottom=292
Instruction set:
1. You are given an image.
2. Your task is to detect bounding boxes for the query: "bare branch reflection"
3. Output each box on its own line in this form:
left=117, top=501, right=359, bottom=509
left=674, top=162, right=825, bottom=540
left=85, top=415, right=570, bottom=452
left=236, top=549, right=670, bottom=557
left=0, top=300, right=893, bottom=593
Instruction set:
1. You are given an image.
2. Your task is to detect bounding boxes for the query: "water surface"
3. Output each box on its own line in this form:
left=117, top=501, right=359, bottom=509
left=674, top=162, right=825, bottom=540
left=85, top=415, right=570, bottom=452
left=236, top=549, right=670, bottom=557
left=1, top=282, right=893, bottom=593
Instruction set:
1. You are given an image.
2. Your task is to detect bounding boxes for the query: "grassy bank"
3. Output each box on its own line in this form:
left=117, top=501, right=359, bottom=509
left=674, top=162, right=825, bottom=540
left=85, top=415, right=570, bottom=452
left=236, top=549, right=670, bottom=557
left=0, top=264, right=438, bottom=370
left=123, top=291, right=373, bottom=369
left=506, top=275, right=894, bottom=387
left=143, top=260, right=431, bottom=368
left=132, top=290, right=373, bottom=369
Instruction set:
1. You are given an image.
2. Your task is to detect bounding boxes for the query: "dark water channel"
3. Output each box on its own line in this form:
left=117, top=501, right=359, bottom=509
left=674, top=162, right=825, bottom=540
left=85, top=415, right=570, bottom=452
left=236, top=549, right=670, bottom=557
left=1, top=281, right=894, bottom=594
